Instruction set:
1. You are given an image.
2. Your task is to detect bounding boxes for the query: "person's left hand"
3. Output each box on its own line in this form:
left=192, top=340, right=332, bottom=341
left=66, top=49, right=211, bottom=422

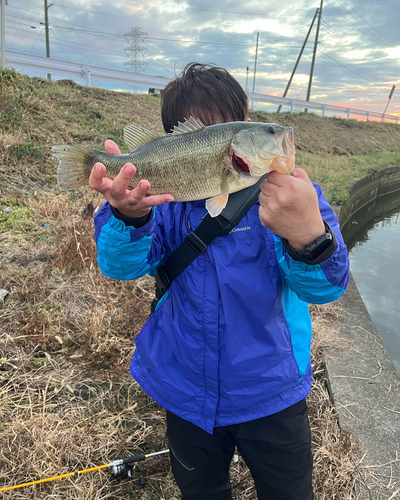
left=258, top=168, right=325, bottom=251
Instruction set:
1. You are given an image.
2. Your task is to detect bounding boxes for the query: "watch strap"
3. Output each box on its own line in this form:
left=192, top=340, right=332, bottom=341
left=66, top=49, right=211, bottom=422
left=282, top=221, right=337, bottom=265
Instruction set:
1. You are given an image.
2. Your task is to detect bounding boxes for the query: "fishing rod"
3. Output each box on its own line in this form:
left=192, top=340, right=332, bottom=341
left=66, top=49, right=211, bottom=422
left=0, top=449, right=169, bottom=493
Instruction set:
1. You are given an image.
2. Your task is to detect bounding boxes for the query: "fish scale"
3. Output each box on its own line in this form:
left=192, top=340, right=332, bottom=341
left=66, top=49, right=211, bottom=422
left=127, top=123, right=235, bottom=200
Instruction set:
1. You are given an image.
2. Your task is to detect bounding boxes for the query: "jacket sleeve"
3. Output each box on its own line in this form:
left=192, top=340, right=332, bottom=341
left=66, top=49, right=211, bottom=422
left=274, top=183, right=350, bottom=305
left=94, top=202, right=165, bottom=280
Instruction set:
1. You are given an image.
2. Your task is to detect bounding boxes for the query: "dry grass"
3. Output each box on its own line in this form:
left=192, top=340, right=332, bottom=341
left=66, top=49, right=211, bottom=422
left=2, top=67, right=399, bottom=499
left=0, top=189, right=357, bottom=499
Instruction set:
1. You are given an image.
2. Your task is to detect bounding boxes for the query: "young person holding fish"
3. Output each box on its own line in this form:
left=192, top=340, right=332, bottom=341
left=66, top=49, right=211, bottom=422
left=89, top=64, right=350, bottom=500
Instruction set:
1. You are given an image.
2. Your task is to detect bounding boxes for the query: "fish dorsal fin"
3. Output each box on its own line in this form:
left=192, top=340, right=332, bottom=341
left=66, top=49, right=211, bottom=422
left=123, top=125, right=161, bottom=151
left=171, top=116, right=205, bottom=135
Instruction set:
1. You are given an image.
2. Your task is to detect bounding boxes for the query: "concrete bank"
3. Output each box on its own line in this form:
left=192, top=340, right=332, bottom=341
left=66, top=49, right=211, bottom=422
left=325, top=166, right=400, bottom=499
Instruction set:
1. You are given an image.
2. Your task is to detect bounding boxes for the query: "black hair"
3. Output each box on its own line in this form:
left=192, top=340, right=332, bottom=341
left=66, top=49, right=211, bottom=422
left=161, top=62, right=248, bottom=133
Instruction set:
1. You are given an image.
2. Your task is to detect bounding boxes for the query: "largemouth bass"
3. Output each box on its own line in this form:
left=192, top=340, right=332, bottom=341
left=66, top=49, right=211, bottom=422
left=52, top=117, right=295, bottom=217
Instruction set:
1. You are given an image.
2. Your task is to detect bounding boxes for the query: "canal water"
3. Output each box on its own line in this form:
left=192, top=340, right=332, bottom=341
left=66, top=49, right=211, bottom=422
left=345, top=208, right=400, bottom=373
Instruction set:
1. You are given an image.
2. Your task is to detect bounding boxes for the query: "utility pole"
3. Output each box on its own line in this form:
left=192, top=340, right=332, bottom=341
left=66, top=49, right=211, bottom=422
left=306, top=0, right=323, bottom=109
left=277, top=9, right=319, bottom=113
left=44, top=0, right=52, bottom=80
left=245, top=66, right=249, bottom=91
left=1, top=0, right=6, bottom=70
left=381, top=84, right=396, bottom=121
left=251, top=32, right=259, bottom=110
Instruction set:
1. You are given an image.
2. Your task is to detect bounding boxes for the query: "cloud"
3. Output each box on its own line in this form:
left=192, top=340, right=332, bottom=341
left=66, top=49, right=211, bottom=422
left=4, top=0, right=400, bottom=114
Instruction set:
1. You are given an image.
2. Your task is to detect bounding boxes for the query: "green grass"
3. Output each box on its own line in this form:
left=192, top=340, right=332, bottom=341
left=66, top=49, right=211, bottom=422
left=0, top=203, right=36, bottom=231
left=298, top=149, right=400, bottom=204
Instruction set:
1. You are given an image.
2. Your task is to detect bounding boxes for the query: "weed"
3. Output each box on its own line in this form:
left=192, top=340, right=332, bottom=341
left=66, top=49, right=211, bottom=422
left=12, top=141, right=43, bottom=159
left=0, top=203, right=36, bottom=231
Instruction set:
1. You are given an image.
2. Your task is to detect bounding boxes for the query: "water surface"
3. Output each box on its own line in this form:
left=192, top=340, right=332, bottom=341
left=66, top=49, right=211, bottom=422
left=349, top=210, right=400, bottom=373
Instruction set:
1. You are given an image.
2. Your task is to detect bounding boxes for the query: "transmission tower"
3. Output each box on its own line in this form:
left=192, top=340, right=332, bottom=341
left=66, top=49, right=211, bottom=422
left=124, top=27, right=148, bottom=73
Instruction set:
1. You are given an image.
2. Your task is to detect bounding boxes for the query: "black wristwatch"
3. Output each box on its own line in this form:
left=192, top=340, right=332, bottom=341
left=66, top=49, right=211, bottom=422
left=282, top=221, right=337, bottom=265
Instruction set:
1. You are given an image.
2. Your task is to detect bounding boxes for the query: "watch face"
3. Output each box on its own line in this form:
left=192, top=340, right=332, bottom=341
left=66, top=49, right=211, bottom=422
left=307, top=234, right=333, bottom=261
left=283, top=222, right=336, bottom=264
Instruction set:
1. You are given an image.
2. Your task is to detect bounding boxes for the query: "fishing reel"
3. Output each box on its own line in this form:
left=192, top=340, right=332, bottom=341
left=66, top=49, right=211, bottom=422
left=108, top=450, right=169, bottom=485
left=109, top=462, right=146, bottom=486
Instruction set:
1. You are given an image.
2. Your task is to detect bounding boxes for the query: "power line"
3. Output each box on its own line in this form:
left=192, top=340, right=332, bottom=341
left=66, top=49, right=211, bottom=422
left=11, top=12, right=395, bottom=87
left=5, top=11, right=315, bottom=49
left=8, top=0, right=33, bottom=49
left=5, top=21, right=310, bottom=63
left=5, top=30, right=119, bottom=57
left=321, top=17, right=399, bottom=78
left=334, top=0, right=393, bottom=49
left=50, top=1, right=315, bottom=19
left=6, top=4, right=313, bottom=41
left=5, top=12, right=42, bottom=25
left=342, top=0, right=394, bottom=47
left=5, top=23, right=125, bottom=56
left=29, top=26, right=44, bottom=55
left=325, top=0, right=394, bottom=53
left=46, top=24, right=314, bottom=49
left=317, top=48, right=382, bottom=86
left=321, top=18, right=341, bottom=38
left=49, top=27, right=71, bottom=61
left=5, top=3, right=398, bottom=96
left=3, top=16, right=267, bottom=47
left=6, top=23, right=172, bottom=78
left=58, top=0, right=91, bottom=64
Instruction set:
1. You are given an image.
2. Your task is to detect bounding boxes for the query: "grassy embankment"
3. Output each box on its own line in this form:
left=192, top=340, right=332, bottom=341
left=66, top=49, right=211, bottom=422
left=1, top=69, right=400, bottom=499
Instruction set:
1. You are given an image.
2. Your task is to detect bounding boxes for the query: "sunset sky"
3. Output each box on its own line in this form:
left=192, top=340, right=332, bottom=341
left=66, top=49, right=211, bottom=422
left=4, top=0, right=400, bottom=117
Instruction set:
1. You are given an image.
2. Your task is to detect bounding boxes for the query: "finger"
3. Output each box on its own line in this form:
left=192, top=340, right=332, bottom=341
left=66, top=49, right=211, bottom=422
left=293, top=168, right=313, bottom=185
left=109, top=163, right=137, bottom=197
left=259, top=191, right=274, bottom=207
left=129, top=180, right=174, bottom=205
left=89, top=163, right=113, bottom=193
left=267, top=171, right=293, bottom=187
left=260, top=179, right=278, bottom=196
left=105, top=140, right=121, bottom=155
left=258, top=203, right=278, bottom=227
left=140, top=194, right=175, bottom=207
left=128, top=179, right=151, bottom=201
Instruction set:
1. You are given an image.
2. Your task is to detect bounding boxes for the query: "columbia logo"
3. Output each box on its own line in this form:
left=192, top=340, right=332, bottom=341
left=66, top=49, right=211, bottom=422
left=230, top=226, right=251, bottom=234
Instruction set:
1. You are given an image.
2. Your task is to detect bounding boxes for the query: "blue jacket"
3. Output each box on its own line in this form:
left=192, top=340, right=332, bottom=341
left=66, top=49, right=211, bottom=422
left=94, top=184, right=349, bottom=433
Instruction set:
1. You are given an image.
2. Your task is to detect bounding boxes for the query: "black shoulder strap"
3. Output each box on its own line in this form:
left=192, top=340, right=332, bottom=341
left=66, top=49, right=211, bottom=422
left=154, top=173, right=268, bottom=299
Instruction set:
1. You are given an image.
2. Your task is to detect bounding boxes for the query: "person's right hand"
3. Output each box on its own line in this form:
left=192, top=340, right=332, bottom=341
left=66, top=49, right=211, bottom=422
left=89, top=140, right=174, bottom=218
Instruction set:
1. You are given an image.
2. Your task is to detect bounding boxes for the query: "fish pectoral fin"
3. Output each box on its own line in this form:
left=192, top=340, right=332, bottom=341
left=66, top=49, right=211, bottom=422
left=123, top=125, right=161, bottom=151
left=206, top=194, right=229, bottom=218
left=171, top=116, right=205, bottom=135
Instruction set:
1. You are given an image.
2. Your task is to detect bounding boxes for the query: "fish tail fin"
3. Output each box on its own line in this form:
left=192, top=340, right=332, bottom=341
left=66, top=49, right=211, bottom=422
left=52, top=145, right=95, bottom=191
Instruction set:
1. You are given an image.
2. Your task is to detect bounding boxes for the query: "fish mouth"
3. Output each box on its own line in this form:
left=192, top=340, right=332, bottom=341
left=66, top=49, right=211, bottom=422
left=231, top=126, right=295, bottom=177
left=232, top=152, right=251, bottom=176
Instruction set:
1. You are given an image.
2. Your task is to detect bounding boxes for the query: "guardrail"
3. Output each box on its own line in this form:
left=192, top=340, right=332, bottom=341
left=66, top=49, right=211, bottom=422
left=247, top=92, right=399, bottom=124
left=5, top=50, right=399, bottom=124
left=6, top=50, right=169, bottom=89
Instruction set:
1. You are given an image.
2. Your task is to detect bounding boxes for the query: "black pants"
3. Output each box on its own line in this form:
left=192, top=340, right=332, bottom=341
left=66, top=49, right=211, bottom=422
left=166, top=399, right=314, bottom=500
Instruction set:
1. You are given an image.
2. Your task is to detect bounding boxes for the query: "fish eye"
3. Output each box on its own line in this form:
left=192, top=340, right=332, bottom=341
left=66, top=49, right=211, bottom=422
left=267, top=126, right=275, bottom=134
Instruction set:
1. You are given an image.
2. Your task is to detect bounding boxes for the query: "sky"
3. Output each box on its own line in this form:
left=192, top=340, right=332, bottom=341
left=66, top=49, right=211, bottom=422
left=3, top=0, right=400, bottom=118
